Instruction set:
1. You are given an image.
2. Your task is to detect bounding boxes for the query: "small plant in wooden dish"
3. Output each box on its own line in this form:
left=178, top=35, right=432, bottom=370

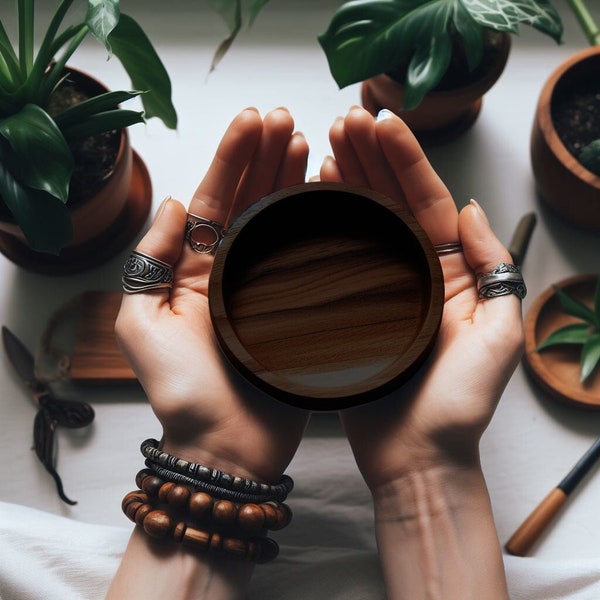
left=537, top=277, right=600, bottom=383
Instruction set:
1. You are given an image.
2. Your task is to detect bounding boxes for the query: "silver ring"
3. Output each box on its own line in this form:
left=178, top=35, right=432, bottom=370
left=477, top=263, right=527, bottom=300
left=122, top=250, right=174, bottom=294
left=435, top=242, right=463, bottom=256
left=185, top=213, right=226, bottom=255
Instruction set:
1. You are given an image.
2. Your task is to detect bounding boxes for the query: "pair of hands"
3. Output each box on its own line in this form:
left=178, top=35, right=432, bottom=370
left=115, top=106, right=524, bottom=493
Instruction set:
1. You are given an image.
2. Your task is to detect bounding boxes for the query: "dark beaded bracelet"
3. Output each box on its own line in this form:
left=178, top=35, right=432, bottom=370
left=122, top=490, right=279, bottom=563
left=145, top=459, right=290, bottom=504
left=140, top=438, right=293, bottom=501
left=135, top=470, right=292, bottom=535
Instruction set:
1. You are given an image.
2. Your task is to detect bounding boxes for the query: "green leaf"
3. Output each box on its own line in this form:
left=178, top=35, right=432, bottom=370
left=459, top=0, right=563, bottom=43
left=581, top=333, right=600, bottom=382
left=60, top=108, right=144, bottom=140
left=594, top=277, right=600, bottom=328
left=208, top=0, right=242, bottom=73
left=553, top=284, right=596, bottom=324
left=578, top=139, right=600, bottom=177
left=453, top=2, right=485, bottom=72
left=86, top=0, right=120, bottom=53
left=0, top=139, right=72, bottom=254
left=247, top=0, right=271, bottom=26
left=0, top=104, right=72, bottom=203
left=108, top=13, right=177, bottom=129
left=537, top=323, right=590, bottom=351
left=53, top=90, right=142, bottom=129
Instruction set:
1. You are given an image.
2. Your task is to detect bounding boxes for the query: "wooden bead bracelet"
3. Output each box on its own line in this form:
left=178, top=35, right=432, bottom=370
left=122, top=490, right=279, bottom=563
left=134, top=469, right=292, bottom=535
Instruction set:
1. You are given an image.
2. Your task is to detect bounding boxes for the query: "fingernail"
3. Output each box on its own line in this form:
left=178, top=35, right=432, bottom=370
left=376, top=109, right=394, bottom=122
left=469, top=198, right=484, bottom=214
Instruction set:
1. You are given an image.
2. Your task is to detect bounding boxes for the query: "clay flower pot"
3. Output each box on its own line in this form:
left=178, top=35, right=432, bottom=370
left=361, top=32, right=511, bottom=145
left=530, top=46, right=600, bottom=232
left=0, top=68, right=151, bottom=274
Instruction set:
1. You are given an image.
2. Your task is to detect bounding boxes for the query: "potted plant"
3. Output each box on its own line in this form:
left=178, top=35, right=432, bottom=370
left=0, top=0, right=177, bottom=272
left=318, top=0, right=564, bottom=144
left=530, top=0, right=600, bottom=232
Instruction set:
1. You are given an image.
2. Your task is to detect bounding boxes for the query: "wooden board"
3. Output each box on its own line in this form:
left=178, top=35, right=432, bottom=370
left=70, top=291, right=136, bottom=383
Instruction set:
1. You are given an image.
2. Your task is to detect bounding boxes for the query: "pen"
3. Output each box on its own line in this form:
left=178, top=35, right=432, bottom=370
left=505, top=435, right=600, bottom=556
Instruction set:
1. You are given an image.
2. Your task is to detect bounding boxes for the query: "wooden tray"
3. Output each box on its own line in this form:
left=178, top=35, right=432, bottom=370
left=209, top=182, right=445, bottom=411
left=523, top=274, right=600, bottom=409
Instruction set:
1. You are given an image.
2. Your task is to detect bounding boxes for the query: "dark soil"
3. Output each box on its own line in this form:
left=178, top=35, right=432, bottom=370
left=47, top=76, right=120, bottom=204
left=552, top=80, right=600, bottom=157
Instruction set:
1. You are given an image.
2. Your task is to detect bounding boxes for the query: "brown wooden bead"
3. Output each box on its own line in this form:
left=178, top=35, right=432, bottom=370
left=121, top=490, right=147, bottom=513
left=189, top=492, right=214, bottom=519
left=222, top=537, right=249, bottom=560
left=260, top=502, right=279, bottom=529
left=269, top=501, right=292, bottom=530
left=212, top=499, right=237, bottom=527
left=134, top=502, right=155, bottom=526
left=135, top=469, right=154, bottom=489
left=209, top=531, right=223, bottom=553
left=173, top=521, right=187, bottom=543
left=167, top=484, right=191, bottom=510
left=124, top=500, right=144, bottom=522
left=245, top=539, right=261, bottom=562
left=141, top=475, right=164, bottom=498
left=182, top=525, right=210, bottom=551
left=143, top=509, right=174, bottom=539
left=256, top=537, right=279, bottom=564
left=157, top=481, right=176, bottom=503
left=237, top=503, right=266, bottom=535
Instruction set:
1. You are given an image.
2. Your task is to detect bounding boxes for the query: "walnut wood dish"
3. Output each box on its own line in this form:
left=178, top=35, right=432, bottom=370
left=209, top=182, right=444, bottom=411
left=523, top=274, right=600, bottom=409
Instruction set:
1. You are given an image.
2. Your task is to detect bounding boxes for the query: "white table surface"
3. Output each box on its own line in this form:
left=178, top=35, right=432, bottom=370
left=1, top=0, right=600, bottom=561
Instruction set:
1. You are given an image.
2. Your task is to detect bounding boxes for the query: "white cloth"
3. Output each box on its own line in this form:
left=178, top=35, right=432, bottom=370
left=2, top=501, right=600, bottom=600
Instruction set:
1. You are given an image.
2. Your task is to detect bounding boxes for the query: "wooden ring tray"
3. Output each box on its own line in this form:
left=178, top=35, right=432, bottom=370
left=209, top=182, right=444, bottom=411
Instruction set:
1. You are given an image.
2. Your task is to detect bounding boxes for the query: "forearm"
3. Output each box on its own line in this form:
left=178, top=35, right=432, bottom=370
left=106, top=526, right=254, bottom=600
left=372, top=464, right=508, bottom=600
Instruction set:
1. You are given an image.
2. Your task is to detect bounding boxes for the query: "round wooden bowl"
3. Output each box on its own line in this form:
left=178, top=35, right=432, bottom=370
left=209, top=182, right=445, bottom=411
left=523, top=274, right=600, bottom=409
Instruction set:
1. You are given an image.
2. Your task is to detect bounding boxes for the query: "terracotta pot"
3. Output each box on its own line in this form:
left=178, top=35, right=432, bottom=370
left=0, top=67, right=151, bottom=274
left=530, top=46, right=600, bottom=232
left=361, top=32, right=511, bottom=145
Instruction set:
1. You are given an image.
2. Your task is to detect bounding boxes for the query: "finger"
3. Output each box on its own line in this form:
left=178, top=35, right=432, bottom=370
left=319, top=155, right=343, bottom=182
left=343, top=107, right=405, bottom=204
left=328, top=115, right=368, bottom=187
left=188, top=107, right=263, bottom=225
left=230, top=107, right=296, bottom=219
left=274, top=131, right=309, bottom=190
left=119, top=196, right=187, bottom=312
left=376, top=110, right=459, bottom=245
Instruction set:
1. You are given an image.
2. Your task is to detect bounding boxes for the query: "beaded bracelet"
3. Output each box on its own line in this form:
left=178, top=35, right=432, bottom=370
left=140, top=438, right=293, bottom=502
left=135, top=469, right=292, bottom=535
left=122, top=490, right=279, bottom=563
left=145, top=460, right=290, bottom=504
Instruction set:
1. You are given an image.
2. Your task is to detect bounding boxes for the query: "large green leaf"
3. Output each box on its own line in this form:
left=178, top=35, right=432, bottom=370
left=319, top=0, right=562, bottom=107
left=109, top=14, right=177, bottom=129
left=459, top=0, right=563, bottom=43
left=86, top=0, right=120, bottom=53
left=581, top=333, right=600, bottom=382
left=0, top=104, right=72, bottom=203
left=0, top=139, right=72, bottom=254
left=553, top=285, right=597, bottom=324
left=60, top=108, right=144, bottom=140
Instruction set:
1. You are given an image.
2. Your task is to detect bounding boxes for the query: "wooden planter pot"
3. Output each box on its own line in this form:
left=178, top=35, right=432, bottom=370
left=530, top=46, right=600, bottom=232
left=0, top=68, right=151, bottom=274
left=361, top=32, right=511, bottom=145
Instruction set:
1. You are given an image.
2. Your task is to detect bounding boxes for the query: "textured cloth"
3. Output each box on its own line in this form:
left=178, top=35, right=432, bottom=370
left=2, top=500, right=600, bottom=600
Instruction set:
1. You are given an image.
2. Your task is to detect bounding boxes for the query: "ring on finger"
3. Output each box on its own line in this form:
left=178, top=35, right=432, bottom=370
left=477, top=263, right=527, bottom=300
left=434, top=242, right=463, bottom=256
left=122, top=250, right=174, bottom=294
left=185, top=213, right=226, bottom=255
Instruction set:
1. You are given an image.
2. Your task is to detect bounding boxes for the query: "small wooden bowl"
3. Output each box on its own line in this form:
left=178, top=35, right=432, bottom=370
left=523, top=274, right=600, bottom=409
left=209, top=182, right=444, bottom=411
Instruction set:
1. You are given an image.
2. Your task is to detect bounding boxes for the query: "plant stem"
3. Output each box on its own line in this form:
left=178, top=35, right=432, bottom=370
left=18, top=0, right=34, bottom=74
left=567, top=0, right=600, bottom=46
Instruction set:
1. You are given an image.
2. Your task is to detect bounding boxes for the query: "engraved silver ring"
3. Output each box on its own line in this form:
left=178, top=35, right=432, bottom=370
left=477, top=263, right=527, bottom=300
left=185, top=213, right=226, bottom=255
left=122, top=250, right=174, bottom=294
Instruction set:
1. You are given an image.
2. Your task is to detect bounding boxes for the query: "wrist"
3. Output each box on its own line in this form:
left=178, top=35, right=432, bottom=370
left=371, top=464, right=508, bottom=600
